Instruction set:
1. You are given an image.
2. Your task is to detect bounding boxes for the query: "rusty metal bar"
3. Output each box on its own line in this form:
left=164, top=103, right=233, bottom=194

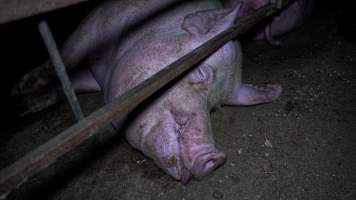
left=0, top=0, right=91, bottom=25
left=0, top=1, right=289, bottom=199
left=38, top=21, right=84, bottom=121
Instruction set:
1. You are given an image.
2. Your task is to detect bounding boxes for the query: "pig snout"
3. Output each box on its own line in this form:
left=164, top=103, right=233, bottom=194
left=176, top=109, right=226, bottom=181
left=188, top=144, right=226, bottom=179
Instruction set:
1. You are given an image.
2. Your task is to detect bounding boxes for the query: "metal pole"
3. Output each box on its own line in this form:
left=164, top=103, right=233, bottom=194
left=38, top=21, right=84, bottom=121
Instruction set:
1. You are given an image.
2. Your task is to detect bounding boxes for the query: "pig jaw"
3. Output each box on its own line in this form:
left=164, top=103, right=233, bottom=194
left=125, top=109, right=189, bottom=181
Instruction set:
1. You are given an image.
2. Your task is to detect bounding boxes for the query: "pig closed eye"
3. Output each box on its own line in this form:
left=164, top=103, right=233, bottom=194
left=169, top=109, right=190, bottom=133
left=193, top=68, right=206, bottom=82
left=188, top=64, right=214, bottom=85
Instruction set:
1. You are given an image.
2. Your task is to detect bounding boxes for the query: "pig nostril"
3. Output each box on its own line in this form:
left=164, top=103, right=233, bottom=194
left=192, top=152, right=226, bottom=179
left=203, top=160, right=216, bottom=171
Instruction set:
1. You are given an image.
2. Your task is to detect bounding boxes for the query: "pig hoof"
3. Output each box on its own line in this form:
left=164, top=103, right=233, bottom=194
left=225, top=83, right=282, bottom=106
left=15, top=87, right=63, bottom=116
left=264, top=24, right=282, bottom=47
left=191, top=151, right=226, bottom=179
left=267, top=37, right=281, bottom=47
left=12, top=77, right=47, bottom=96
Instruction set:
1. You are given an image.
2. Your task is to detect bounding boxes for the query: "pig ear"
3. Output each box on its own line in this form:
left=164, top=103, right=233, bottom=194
left=181, top=3, right=242, bottom=37
left=223, top=83, right=283, bottom=106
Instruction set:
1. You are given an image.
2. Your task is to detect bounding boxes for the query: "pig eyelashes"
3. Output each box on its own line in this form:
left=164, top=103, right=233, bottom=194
left=193, top=68, right=208, bottom=82
left=173, top=111, right=190, bottom=129
left=188, top=64, right=214, bottom=86
left=167, top=108, right=191, bottom=135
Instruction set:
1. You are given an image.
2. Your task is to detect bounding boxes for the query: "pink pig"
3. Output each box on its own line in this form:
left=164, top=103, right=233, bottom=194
left=19, top=0, right=283, bottom=183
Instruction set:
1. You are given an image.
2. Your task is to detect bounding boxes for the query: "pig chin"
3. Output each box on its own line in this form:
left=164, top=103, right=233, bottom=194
left=139, top=123, right=191, bottom=183
left=124, top=111, right=189, bottom=182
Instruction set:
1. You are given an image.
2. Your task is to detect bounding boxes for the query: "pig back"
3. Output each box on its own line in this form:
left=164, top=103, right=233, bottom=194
left=91, top=0, right=224, bottom=98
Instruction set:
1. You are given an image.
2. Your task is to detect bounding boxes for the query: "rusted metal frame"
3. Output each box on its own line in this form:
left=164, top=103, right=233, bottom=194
left=0, top=1, right=289, bottom=199
left=0, top=0, right=90, bottom=25
left=38, top=21, right=84, bottom=121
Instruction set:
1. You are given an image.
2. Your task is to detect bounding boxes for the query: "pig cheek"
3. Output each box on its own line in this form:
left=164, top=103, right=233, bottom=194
left=141, top=122, right=185, bottom=180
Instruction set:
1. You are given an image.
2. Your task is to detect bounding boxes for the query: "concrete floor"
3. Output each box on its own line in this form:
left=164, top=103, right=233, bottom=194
left=1, top=3, right=355, bottom=200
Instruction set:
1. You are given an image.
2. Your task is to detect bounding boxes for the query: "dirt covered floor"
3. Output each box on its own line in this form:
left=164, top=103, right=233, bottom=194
left=1, top=2, right=355, bottom=200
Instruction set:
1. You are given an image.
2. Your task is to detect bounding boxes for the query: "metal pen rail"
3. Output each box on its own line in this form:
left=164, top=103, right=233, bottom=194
left=0, top=1, right=288, bottom=199
left=0, top=0, right=90, bottom=25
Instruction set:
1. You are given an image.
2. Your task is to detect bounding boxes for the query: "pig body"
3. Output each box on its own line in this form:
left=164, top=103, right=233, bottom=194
left=43, top=0, right=283, bottom=183
left=91, top=0, right=244, bottom=182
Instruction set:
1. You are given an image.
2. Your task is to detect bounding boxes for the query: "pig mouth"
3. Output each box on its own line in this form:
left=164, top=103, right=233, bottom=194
left=177, top=157, right=191, bottom=184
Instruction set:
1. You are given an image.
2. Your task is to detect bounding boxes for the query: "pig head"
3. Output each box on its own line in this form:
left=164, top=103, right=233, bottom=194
left=101, top=0, right=281, bottom=183
left=125, top=81, right=227, bottom=183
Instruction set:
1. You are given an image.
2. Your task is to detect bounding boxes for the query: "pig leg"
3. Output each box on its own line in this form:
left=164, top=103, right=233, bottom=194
left=224, top=83, right=282, bottom=106
left=265, top=24, right=281, bottom=47
left=17, top=68, right=101, bottom=116
left=12, top=0, right=184, bottom=97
